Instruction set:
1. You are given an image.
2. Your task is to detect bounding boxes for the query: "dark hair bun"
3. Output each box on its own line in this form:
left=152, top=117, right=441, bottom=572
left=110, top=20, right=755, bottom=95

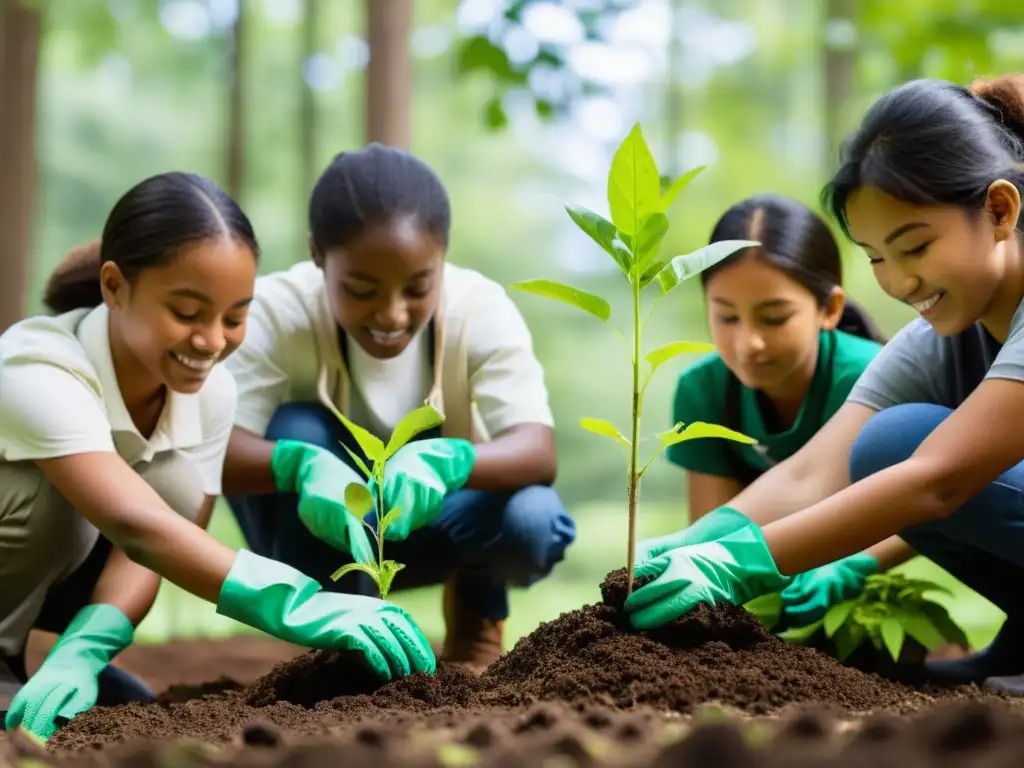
left=970, top=75, right=1024, bottom=142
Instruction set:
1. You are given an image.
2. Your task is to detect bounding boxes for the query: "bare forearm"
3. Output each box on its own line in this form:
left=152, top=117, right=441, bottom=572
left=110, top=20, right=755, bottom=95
left=466, top=424, right=557, bottom=492
left=727, top=456, right=849, bottom=527
left=89, top=546, right=161, bottom=626
left=762, top=458, right=943, bottom=575
left=118, top=513, right=237, bottom=604
left=39, top=454, right=240, bottom=605
left=221, top=427, right=278, bottom=497
left=867, top=536, right=916, bottom=570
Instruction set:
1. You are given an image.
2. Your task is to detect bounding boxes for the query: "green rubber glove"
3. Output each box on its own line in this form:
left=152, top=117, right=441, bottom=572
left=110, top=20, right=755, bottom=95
left=780, top=552, right=878, bottom=627
left=217, top=549, right=435, bottom=680
left=369, top=438, right=476, bottom=541
left=271, top=439, right=375, bottom=565
left=624, top=522, right=791, bottom=630
left=635, top=506, right=752, bottom=565
left=5, top=604, right=133, bottom=741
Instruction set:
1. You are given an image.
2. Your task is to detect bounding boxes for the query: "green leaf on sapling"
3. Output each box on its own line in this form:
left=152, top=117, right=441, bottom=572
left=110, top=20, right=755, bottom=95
left=565, top=204, right=633, bottom=276
left=385, top=404, right=445, bottom=460
left=824, top=600, right=857, bottom=638
left=657, top=421, right=757, bottom=447
left=509, top=279, right=611, bottom=323
left=656, top=240, right=760, bottom=296
left=324, top=400, right=386, bottom=464
left=330, top=561, right=381, bottom=588
left=377, top=560, right=406, bottom=599
left=881, top=617, right=906, bottom=661
left=645, top=341, right=716, bottom=373
left=607, top=123, right=661, bottom=235
left=344, top=482, right=375, bottom=520
left=660, top=164, right=707, bottom=211
left=379, top=505, right=405, bottom=541
left=580, top=417, right=631, bottom=446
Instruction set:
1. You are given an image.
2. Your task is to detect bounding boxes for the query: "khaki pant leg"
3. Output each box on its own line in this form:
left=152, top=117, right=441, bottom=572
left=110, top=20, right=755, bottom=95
left=0, top=462, right=99, bottom=656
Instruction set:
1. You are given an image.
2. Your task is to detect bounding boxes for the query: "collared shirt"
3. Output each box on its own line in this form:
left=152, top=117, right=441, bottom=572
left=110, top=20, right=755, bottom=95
left=0, top=304, right=235, bottom=653
left=0, top=304, right=234, bottom=494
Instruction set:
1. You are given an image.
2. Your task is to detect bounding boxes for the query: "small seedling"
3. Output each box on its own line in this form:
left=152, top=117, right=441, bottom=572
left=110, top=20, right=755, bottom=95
left=749, top=573, right=970, bottom=664
left=321, top=400, right=445, bottom=599
left=511, top=123, right=758, bottom=595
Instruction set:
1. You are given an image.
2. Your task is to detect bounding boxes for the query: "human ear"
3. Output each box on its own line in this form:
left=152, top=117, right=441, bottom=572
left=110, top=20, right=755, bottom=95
left=99, top=261, right=128, bottom=310
left=821, top=286, right=846, bottom=330
left=985, top=180, right=1021, bottom=242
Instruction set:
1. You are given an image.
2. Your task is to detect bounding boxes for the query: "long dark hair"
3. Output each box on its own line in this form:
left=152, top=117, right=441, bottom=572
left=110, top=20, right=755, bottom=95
left=700, top=193, right=886, bottom=343
left=44, top=172, right=260, bottom=314
left=822, top=75, right=1024, bottom=240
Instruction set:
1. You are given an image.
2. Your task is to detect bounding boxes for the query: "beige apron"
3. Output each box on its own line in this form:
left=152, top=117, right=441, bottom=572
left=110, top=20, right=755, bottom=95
left=314, top=287, right=492, bottom=444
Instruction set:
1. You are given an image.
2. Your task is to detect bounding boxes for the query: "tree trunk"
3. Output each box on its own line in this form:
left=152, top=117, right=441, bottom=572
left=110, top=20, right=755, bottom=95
left=0, top=0, right=40, bottom=333
left=226, top=1, right=245, bottom=199
left=300, top=0, right=317, bottom=196
left=823, top=0, right=856, bottom=174
left=364, top=0, right=412, bottom=148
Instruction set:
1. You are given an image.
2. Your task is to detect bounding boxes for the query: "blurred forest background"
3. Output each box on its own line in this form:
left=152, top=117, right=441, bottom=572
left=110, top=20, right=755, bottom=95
left=2, top=0, right=1022, bottom=649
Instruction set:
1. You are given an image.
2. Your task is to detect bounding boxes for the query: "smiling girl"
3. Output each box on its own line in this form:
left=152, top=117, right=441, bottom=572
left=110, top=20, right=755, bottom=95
left=223, top=144, right=576, bottom=671
left=623, top=74, right=1024, bottom=694
left=653, top=194, right=902, bottom=626
left=0, top=172, right=433, bottom=741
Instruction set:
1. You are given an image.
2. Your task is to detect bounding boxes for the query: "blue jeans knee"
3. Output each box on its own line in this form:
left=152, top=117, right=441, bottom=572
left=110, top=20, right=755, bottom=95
left=849, top=402, right=952, bottom=482
left=490, top=485, right=576, bottom=587
left=848, top=402, right=1024, bottom=615
left=442, top=484, right=575, bottom=620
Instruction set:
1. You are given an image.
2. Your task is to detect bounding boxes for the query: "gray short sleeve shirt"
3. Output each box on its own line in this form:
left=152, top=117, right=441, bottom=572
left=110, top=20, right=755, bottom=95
left=848, top=300, right=1024, bottom=411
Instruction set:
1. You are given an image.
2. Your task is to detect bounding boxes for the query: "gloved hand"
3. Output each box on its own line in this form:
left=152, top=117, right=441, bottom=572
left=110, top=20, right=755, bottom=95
left=217, top=549, right=435, bottom=680
left=271, top=439, right=375, bottom=565
left=635, top=506, right=752, bottom=565
left=366, top=438, right=476, bottom=541
left=780, top=552, right=878, bottom=627
left=5, top=604, right=133, bottom=741
left=624, top=521, right=791, bottom=630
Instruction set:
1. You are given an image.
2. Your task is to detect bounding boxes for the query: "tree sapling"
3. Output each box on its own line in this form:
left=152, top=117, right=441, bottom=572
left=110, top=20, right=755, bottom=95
left=322, top=401, right=446, bottom=599
left=511, top=123, right=759, bottom=595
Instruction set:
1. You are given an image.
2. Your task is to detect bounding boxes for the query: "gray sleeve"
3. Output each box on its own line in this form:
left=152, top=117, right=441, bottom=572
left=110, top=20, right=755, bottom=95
left=986, top=306, right=1024, bottom=385
left=846, top=318, right=952, bottom=411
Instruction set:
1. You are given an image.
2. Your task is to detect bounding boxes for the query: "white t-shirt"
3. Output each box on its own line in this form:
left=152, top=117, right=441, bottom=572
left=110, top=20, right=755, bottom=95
left=0, top=304, right=235, bottom=495
left=227, top=260, right=554, bottom=442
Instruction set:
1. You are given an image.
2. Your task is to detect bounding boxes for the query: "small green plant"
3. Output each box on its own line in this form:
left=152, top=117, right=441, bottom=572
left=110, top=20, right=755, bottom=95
left=510, top=123, right=758, bottom=595
left=321, top=400, right=445, bottom=599
left=746, top=573, right=970, bottom=664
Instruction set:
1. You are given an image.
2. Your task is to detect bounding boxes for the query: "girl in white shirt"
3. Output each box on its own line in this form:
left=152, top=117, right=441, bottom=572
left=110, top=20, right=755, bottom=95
left=0, top=171, right=433, bottom=741
left=223, top=143, right=577, bottom=671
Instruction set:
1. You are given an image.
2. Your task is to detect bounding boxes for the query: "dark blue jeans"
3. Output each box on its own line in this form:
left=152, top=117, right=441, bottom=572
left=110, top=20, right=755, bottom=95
left=0, top=536, right=155, bottom=727
left=849, top=402, right=1024, bottom=619
left=227, top=403, right=576, bottom=621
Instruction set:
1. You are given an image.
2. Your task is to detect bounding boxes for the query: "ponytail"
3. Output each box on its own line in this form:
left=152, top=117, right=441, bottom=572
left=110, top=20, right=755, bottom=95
left=43, top=238, right=104, bottom=314
left=836, top=297, right=886, bottom=344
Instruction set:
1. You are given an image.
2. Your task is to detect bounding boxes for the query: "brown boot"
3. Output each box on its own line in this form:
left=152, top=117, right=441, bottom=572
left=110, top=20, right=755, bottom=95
left=440, top=576, right=504, bottom=674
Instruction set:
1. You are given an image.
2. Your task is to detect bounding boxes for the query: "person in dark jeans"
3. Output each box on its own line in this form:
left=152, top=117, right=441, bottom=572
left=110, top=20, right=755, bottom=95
left=223, top=144, right=576, bottom=671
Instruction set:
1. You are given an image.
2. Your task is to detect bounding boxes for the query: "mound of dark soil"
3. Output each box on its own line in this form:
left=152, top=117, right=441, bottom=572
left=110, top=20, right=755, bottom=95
left=48, top=569, right=1016, bottom=752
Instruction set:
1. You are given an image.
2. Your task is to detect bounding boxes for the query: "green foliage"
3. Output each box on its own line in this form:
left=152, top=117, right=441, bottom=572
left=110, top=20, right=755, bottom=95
left=324, top=403, right=445, bottom=599
left=511, top=123, right=758, bottom=594
left=772, top=573, right=969, bottom=664
left=453, top=0, right=637, bottom=130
